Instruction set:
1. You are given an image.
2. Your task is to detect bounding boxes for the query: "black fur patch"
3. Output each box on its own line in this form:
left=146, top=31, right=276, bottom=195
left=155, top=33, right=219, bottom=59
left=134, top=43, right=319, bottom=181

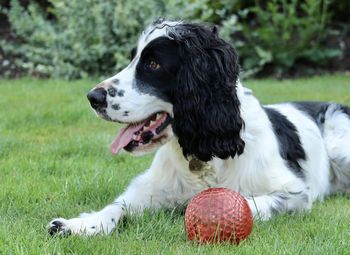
left=111, top=104, right=120, bottom=110
left=108, top=87, right=117, bottom=97
left=264, top=107, right=306, bottom=177
left=294, top=102, right=350, bottom=129
left=293, top=101, right=329, bottom=126
left=134, top=37, right=180, bottom=102
left=170, top=23, right=244, bottom=161
left=117, top=90, right=125, bottom=97
left=340, top=105, right=350, bottom=117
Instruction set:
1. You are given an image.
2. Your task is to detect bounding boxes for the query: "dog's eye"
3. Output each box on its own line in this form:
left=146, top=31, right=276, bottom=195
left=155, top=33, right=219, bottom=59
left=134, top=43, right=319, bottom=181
left=146, top=59, right=160, bottom=70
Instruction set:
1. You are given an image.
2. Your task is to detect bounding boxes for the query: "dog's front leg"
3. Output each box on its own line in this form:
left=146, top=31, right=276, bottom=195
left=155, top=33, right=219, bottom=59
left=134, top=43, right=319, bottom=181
left=48, top=201, right=123, bottom=236
left=48, top=169, right=172, bottom=236
left=48, top=145, right=193, bottom=236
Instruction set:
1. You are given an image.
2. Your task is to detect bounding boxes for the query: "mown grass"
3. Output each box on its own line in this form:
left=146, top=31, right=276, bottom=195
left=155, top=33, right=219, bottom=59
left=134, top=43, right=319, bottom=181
left=0, top=74, right=350, bottom=254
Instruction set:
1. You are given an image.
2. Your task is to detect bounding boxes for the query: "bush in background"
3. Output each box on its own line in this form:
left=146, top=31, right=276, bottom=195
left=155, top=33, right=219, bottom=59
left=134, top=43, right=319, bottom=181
left=1, top=0, right=163, bottom=79
left=0, top=0, right=347, bottom=79
left=225, top=0, right=342, bottom=77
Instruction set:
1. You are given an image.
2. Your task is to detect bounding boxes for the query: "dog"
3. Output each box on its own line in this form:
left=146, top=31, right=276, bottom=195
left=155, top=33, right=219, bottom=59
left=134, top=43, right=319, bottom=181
left=48, top=19, right=350, bottom=236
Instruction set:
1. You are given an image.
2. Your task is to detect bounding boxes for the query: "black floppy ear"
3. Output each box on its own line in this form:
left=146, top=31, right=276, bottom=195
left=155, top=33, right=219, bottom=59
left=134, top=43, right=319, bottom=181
left=170, top=24, right=245, bottom=162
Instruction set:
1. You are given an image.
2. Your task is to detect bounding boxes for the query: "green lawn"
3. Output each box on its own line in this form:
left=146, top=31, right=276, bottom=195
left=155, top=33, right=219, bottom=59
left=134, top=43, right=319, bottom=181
left=1, top=74, right=350, bottom=254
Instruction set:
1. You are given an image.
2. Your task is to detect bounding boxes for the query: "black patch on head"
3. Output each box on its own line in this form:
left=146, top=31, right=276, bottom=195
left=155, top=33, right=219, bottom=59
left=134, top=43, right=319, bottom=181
left=134, top=37, right=180, bottom=102
left=117, top=89, right=125, bottom=97
left=108, top=87, right=117, bottom=97
left=169, top=23, right=244, bottom=161
left=111, top=104, right=120, bottom=110
left=123, top=111, right=129, bottom=116
left=264, top=107, right=306, bottom=177
left=134, top=22, right=244, bottom=161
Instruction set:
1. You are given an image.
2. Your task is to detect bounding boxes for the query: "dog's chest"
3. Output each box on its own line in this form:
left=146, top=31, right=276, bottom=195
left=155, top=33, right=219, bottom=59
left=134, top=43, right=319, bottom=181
left=188, top=157, right=218, bottom=187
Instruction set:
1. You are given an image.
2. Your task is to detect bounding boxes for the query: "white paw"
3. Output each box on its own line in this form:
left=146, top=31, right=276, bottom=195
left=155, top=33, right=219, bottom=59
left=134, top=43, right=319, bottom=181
left=245, top=197, right=272, bottom=221
left=48, top=215, right=117, bottom=236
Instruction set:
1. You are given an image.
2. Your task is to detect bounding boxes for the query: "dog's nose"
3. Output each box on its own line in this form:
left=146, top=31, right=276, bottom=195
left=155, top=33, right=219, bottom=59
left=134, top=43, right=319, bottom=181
left=87, top=88, right=107, bottom=109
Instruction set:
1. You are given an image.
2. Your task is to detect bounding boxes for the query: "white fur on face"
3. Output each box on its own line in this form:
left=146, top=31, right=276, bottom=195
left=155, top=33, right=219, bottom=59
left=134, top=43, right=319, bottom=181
left=99, top=21, right=180, bottom=123
left=103, top=68, right=173, bottom=123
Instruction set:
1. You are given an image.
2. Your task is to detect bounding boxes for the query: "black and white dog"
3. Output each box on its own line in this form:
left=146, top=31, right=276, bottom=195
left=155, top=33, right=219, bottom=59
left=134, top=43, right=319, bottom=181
left=49, top=20, right=350, bottom=236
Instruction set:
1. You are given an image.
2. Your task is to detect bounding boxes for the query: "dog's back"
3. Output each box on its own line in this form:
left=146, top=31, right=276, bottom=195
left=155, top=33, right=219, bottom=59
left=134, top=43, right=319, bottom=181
left=294, top=102, right=350, bottom=193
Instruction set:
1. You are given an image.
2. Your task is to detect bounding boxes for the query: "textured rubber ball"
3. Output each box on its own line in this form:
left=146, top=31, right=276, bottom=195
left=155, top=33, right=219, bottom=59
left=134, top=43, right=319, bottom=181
left=185, top=188, right=253, bottom=244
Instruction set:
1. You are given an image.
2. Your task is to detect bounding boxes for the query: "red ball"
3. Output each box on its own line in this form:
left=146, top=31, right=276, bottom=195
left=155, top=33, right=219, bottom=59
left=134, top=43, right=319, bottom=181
left=185, top=188, right=253, bottom=244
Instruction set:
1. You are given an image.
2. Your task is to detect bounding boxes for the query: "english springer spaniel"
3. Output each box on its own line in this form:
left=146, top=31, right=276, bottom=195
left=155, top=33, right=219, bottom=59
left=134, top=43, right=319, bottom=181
left=49, top=19, right=350, bottom=236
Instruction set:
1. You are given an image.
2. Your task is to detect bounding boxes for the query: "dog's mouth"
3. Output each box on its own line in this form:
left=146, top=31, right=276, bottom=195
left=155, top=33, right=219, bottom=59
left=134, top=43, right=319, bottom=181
left=110, top=112, right=172, bottom=154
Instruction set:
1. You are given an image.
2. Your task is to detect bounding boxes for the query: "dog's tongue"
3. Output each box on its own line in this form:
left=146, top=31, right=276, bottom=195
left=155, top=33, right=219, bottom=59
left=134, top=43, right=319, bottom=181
left=110, top=122, right=146, bottom=154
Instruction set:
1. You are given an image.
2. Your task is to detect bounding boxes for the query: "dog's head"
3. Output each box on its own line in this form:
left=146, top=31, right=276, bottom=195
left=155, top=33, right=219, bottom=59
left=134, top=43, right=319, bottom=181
left=87, top=19, right=244, bottom=161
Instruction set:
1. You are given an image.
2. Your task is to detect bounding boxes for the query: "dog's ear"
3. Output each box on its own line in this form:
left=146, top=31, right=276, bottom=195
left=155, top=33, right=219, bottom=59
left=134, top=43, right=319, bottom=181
left=170, top=24, right=245, bottom=162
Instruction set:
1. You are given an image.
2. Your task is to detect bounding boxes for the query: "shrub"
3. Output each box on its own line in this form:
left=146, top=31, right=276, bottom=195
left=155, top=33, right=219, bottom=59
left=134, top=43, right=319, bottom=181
left=164, top=0, right=238, bottom=23
left=1, top=0, right=163, bottom=79
left=0, top=0, right=344, bottom=79
left=222, top=0, right=342, bottom=77
left=2, top=0, right=241, bottom=79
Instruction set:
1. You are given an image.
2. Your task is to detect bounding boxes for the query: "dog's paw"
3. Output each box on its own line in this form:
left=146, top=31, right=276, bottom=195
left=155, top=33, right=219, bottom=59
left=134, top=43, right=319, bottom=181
left=48, top=215, right=117, bottom=236
left=48, top=218, right=73, bottom=236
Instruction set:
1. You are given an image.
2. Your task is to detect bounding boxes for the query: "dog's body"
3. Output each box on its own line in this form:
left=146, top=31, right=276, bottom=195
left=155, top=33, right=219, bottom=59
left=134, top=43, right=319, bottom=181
left=49, top=20, right=350, bottom=236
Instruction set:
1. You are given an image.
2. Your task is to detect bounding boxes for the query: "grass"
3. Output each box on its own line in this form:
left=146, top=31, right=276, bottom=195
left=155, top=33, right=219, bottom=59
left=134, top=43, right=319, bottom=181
left=0, top=74, right=350, bottom=254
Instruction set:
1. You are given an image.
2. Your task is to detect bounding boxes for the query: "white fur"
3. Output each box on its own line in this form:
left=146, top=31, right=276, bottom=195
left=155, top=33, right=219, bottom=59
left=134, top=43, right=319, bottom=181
left=49, top=21, right=350, bottom=235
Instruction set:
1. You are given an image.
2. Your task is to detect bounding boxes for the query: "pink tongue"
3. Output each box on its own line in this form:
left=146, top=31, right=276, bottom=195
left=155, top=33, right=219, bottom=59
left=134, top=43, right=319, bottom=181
left=110, top=122, right=146, bottom=154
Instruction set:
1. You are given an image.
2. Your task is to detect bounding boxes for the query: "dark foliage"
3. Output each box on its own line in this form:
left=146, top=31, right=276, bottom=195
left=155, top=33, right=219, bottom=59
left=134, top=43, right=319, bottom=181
left=0, top=0, right=349, bottom=79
